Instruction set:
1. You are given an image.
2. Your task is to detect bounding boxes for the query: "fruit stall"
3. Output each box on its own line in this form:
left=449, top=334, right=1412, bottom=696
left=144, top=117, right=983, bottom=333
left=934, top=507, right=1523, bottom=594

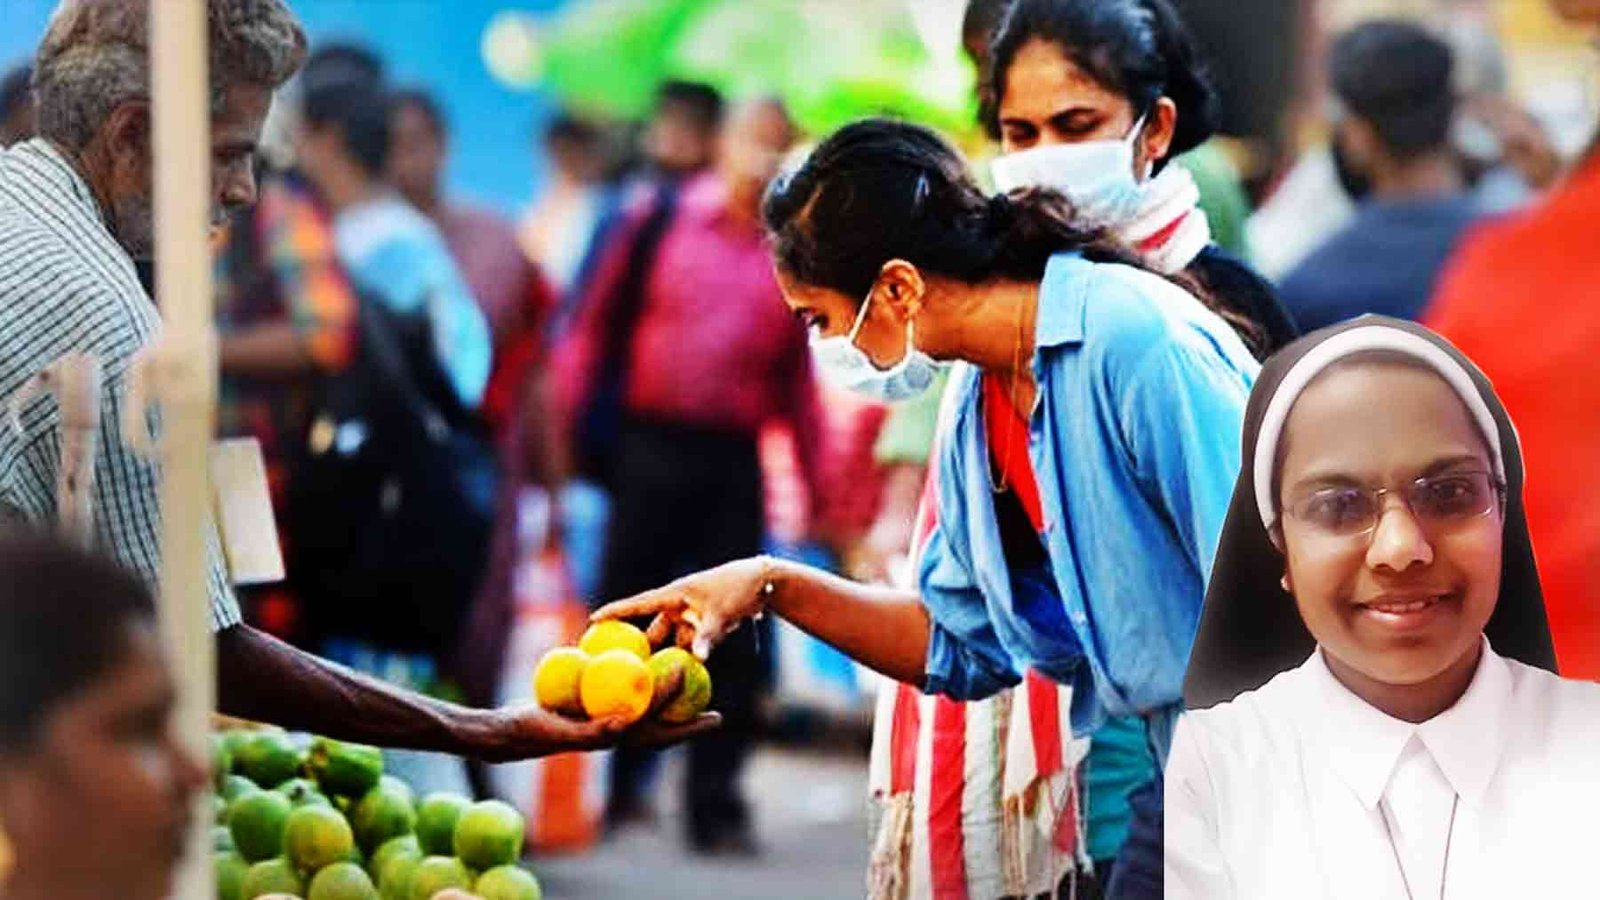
left=212, top=727, right=541, bottom=900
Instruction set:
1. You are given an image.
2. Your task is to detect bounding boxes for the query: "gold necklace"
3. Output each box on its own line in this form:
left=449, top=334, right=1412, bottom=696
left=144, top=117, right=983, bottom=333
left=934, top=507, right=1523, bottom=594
left=988, top=296, right=1030, bottom=495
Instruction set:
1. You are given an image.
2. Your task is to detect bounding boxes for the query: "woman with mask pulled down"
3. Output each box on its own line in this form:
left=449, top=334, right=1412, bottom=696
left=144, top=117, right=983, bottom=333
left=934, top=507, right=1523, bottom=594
left=983, top=0, right=1299, bottom=358
left=1167, top=317, right=1600, bottom=898
left=593, top=119, right=1258, bottom=897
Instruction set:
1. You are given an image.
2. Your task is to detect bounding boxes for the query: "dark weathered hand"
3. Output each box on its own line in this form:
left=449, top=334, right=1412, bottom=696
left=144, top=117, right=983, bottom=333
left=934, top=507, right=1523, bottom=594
left=469, top=661, right=720, bottom=762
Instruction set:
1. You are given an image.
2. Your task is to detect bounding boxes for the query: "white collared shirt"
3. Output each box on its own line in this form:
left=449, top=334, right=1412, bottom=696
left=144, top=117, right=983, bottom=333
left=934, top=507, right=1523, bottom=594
left=1165, top=639, right=1600, bottom=898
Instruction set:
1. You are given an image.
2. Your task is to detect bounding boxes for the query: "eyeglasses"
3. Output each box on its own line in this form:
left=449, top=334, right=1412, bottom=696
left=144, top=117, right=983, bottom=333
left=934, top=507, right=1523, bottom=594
left=1283, top=471, right=1503, bottom=539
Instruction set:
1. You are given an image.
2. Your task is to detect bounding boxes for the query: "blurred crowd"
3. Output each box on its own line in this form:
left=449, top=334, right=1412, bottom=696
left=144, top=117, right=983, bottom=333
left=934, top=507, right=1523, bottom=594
left=0, top=0, right=1597, bottom=896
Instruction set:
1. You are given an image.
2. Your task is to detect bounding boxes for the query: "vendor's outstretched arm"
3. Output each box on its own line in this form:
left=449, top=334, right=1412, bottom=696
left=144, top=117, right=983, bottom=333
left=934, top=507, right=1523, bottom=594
left=216, top=623, right=718, bottom=761
left=592, top=556, right=931, bottom=688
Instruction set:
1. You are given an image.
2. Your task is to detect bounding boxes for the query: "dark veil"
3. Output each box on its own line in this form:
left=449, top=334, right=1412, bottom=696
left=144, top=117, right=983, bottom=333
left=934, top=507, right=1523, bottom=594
left=1182, top=316, right=1556, bottom=709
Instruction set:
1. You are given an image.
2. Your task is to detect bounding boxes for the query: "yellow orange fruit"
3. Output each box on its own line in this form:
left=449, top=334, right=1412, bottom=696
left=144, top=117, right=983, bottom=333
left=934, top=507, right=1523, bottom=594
left=579, top=650, right=654, bottom=724
left=578, top=620, right=651, bottom=661
left=647, top=647, right=713, bottom=724
left=532, top=647, right=588, bottom=716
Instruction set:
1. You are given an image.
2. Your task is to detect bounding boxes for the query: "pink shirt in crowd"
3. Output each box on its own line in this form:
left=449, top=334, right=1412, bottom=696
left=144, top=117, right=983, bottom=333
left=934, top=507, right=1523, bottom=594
left=555, top=172, right=822, bottom=490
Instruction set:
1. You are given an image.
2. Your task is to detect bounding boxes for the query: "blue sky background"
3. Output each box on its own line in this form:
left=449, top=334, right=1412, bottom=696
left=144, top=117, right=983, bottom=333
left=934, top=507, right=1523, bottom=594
left=0, top=0, right=574, bottom=216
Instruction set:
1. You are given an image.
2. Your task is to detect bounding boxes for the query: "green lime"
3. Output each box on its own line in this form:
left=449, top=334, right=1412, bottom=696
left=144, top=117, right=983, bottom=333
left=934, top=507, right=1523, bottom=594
left=214, top=795, right=229, bottom=824
left=215, top=850, right=249, bottom=900
left=453, top=800, right=524, bottom=870
left=241, top=856, right=304, bottom=897
left=212, top=733, right=236, bottom=790
left=377, top=853, right=419, bottom=900
left=228, top=789, right=293, bottom=862
left=308, top=860, right=379, bottom=900
left=476, top=864, right=542, bottom=900
left=351, top=779, right=417, bottom=853
left=220, top=729, right=253, bottom=761
left=277, top=777, right=332, bottom=808
left=406, top=855, right=471, bottom=900
left=221, top=774, right=260, bottom=804
left=308, top=737, right=385, bottom=798
left=285, top=803, right=356, bottom=873
left=414, top=793, right=470, bottom=855
left=236, top=731, right=303, bottom=789
left=378, top=775, right=415, bottom=808
left=213, top=824, right=236, bottom=853
left=367, top=834, right=421, bottom=881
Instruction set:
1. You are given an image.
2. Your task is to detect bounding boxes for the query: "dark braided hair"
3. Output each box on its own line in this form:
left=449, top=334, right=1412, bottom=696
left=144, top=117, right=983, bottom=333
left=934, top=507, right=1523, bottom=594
left=763, top=119, right=1254, bottom=345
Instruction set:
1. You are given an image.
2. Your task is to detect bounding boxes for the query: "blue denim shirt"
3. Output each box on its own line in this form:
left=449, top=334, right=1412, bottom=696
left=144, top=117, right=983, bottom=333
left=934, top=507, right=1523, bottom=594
left=919, top=254, right=1257, bottom=737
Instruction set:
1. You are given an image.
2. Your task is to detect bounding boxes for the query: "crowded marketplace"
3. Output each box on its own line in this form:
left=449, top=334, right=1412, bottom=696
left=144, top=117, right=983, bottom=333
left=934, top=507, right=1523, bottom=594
left=0, top=0, right=1597, bottom=897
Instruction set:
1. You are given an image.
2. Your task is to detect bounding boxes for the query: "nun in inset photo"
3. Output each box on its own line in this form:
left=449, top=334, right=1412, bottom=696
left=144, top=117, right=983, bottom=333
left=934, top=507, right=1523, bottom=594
left=1165, top=316, right=1600, bottom=898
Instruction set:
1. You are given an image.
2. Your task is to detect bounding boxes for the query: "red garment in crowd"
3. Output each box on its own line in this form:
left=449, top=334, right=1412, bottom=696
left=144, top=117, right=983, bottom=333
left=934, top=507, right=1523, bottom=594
left=1425, top=154, right=1600, bottom=679
left=434, top=202, right=554, bottom=437
left=553, top=172, right=822, bottom=493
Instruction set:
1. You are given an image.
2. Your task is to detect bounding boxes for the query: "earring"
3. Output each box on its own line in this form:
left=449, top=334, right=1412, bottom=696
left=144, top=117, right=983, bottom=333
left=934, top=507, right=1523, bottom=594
left=1280, top=575, right=1291, bottom=593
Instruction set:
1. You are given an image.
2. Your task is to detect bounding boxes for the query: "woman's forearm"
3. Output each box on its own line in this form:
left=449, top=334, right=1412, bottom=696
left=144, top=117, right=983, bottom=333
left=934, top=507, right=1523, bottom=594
left=765, top=557, right=930, bottom=686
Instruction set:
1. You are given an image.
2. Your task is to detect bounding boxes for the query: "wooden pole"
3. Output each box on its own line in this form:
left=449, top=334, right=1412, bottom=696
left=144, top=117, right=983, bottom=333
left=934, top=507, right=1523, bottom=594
left=149, top=0, right=217, bottom=897
left=4, top=354, right=101, bottom=547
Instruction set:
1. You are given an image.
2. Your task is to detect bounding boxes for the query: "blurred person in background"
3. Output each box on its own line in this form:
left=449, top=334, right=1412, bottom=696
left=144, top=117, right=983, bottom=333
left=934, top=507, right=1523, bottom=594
left=214, top=43, right=369, bottom=641
left=387, top=88, right=550, bottom=384
left=0, top=534, right=207, bottom=900
left=0, top=65, right=33, bottom=148
left=1278, top=21, right=1480, bottom=332
left=982, top=0, right=1299, bottom=358
left=642, top=79, right=724, bottom=183
left=543, top=83, right=728, bottom=605
left=0, top=0, right=710, bottom=781
left=293, top=77, right=491, bottom=412
left=388, top=88, right=556, bottom=446
left=1440, top=2, right=1565, bottom=213
left=519, top=112, right=611, bottom=301
left=292, top=73, right=500, bottom=794
left=1425, top=0, right=1600, bottom=682
left=553, top=96, right=819, bottom=854
left=386, top=89, right=571, bottom=798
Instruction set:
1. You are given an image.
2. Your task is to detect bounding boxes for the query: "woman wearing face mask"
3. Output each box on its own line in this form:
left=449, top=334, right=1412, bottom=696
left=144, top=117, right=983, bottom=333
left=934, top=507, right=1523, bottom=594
left=983, top=0, right=1299, bottom=358
left=1167, top=317, right=1599, bottom=898
left=593, top=118, right=1258, bottom=896
left=0, top=535, right=207, bottom=900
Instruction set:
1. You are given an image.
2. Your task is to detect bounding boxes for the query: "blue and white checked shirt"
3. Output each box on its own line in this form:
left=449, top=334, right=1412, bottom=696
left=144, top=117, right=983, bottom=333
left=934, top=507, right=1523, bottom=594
left=0, top=139, right=240, bottom=630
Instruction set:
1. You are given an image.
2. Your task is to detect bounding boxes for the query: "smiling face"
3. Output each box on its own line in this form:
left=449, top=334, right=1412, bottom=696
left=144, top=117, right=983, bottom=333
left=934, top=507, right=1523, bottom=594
left=0, top=622, right=203, bottom=900
left=996, top=37, right=1175, bottom=167
left=1277, top=361, right=1502, bottom=695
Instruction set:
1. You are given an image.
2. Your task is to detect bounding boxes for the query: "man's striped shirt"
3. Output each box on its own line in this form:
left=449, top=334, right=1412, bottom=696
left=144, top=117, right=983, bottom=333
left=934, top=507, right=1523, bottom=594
left=0, top=138, right=241, bottom=630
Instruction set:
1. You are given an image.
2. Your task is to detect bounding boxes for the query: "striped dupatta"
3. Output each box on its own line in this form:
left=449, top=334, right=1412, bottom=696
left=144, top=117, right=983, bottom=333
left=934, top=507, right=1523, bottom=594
left=867, top=365, right=1090, bottom=898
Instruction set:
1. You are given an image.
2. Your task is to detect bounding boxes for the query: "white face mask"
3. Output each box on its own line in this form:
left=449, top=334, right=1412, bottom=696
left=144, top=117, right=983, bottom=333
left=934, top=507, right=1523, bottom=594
left=989, top=114, right=1150, bottom=226
left=809, top=284, right=940, bottom=402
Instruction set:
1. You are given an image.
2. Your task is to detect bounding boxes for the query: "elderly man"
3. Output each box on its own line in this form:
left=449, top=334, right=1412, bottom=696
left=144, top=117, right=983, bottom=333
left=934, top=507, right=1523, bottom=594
left=0, top=0, right=713, bottom=762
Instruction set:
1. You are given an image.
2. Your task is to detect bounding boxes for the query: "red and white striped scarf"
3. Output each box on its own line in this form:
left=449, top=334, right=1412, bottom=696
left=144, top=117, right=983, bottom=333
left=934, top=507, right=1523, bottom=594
left=1118, top=164, right=1212, bottom=276
left=867, top=366, right=1090, bottom=899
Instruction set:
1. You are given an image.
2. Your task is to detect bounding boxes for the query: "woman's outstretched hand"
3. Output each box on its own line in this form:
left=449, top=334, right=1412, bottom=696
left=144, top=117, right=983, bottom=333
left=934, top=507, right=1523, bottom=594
left=590, top=557, right=777, bottom=659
